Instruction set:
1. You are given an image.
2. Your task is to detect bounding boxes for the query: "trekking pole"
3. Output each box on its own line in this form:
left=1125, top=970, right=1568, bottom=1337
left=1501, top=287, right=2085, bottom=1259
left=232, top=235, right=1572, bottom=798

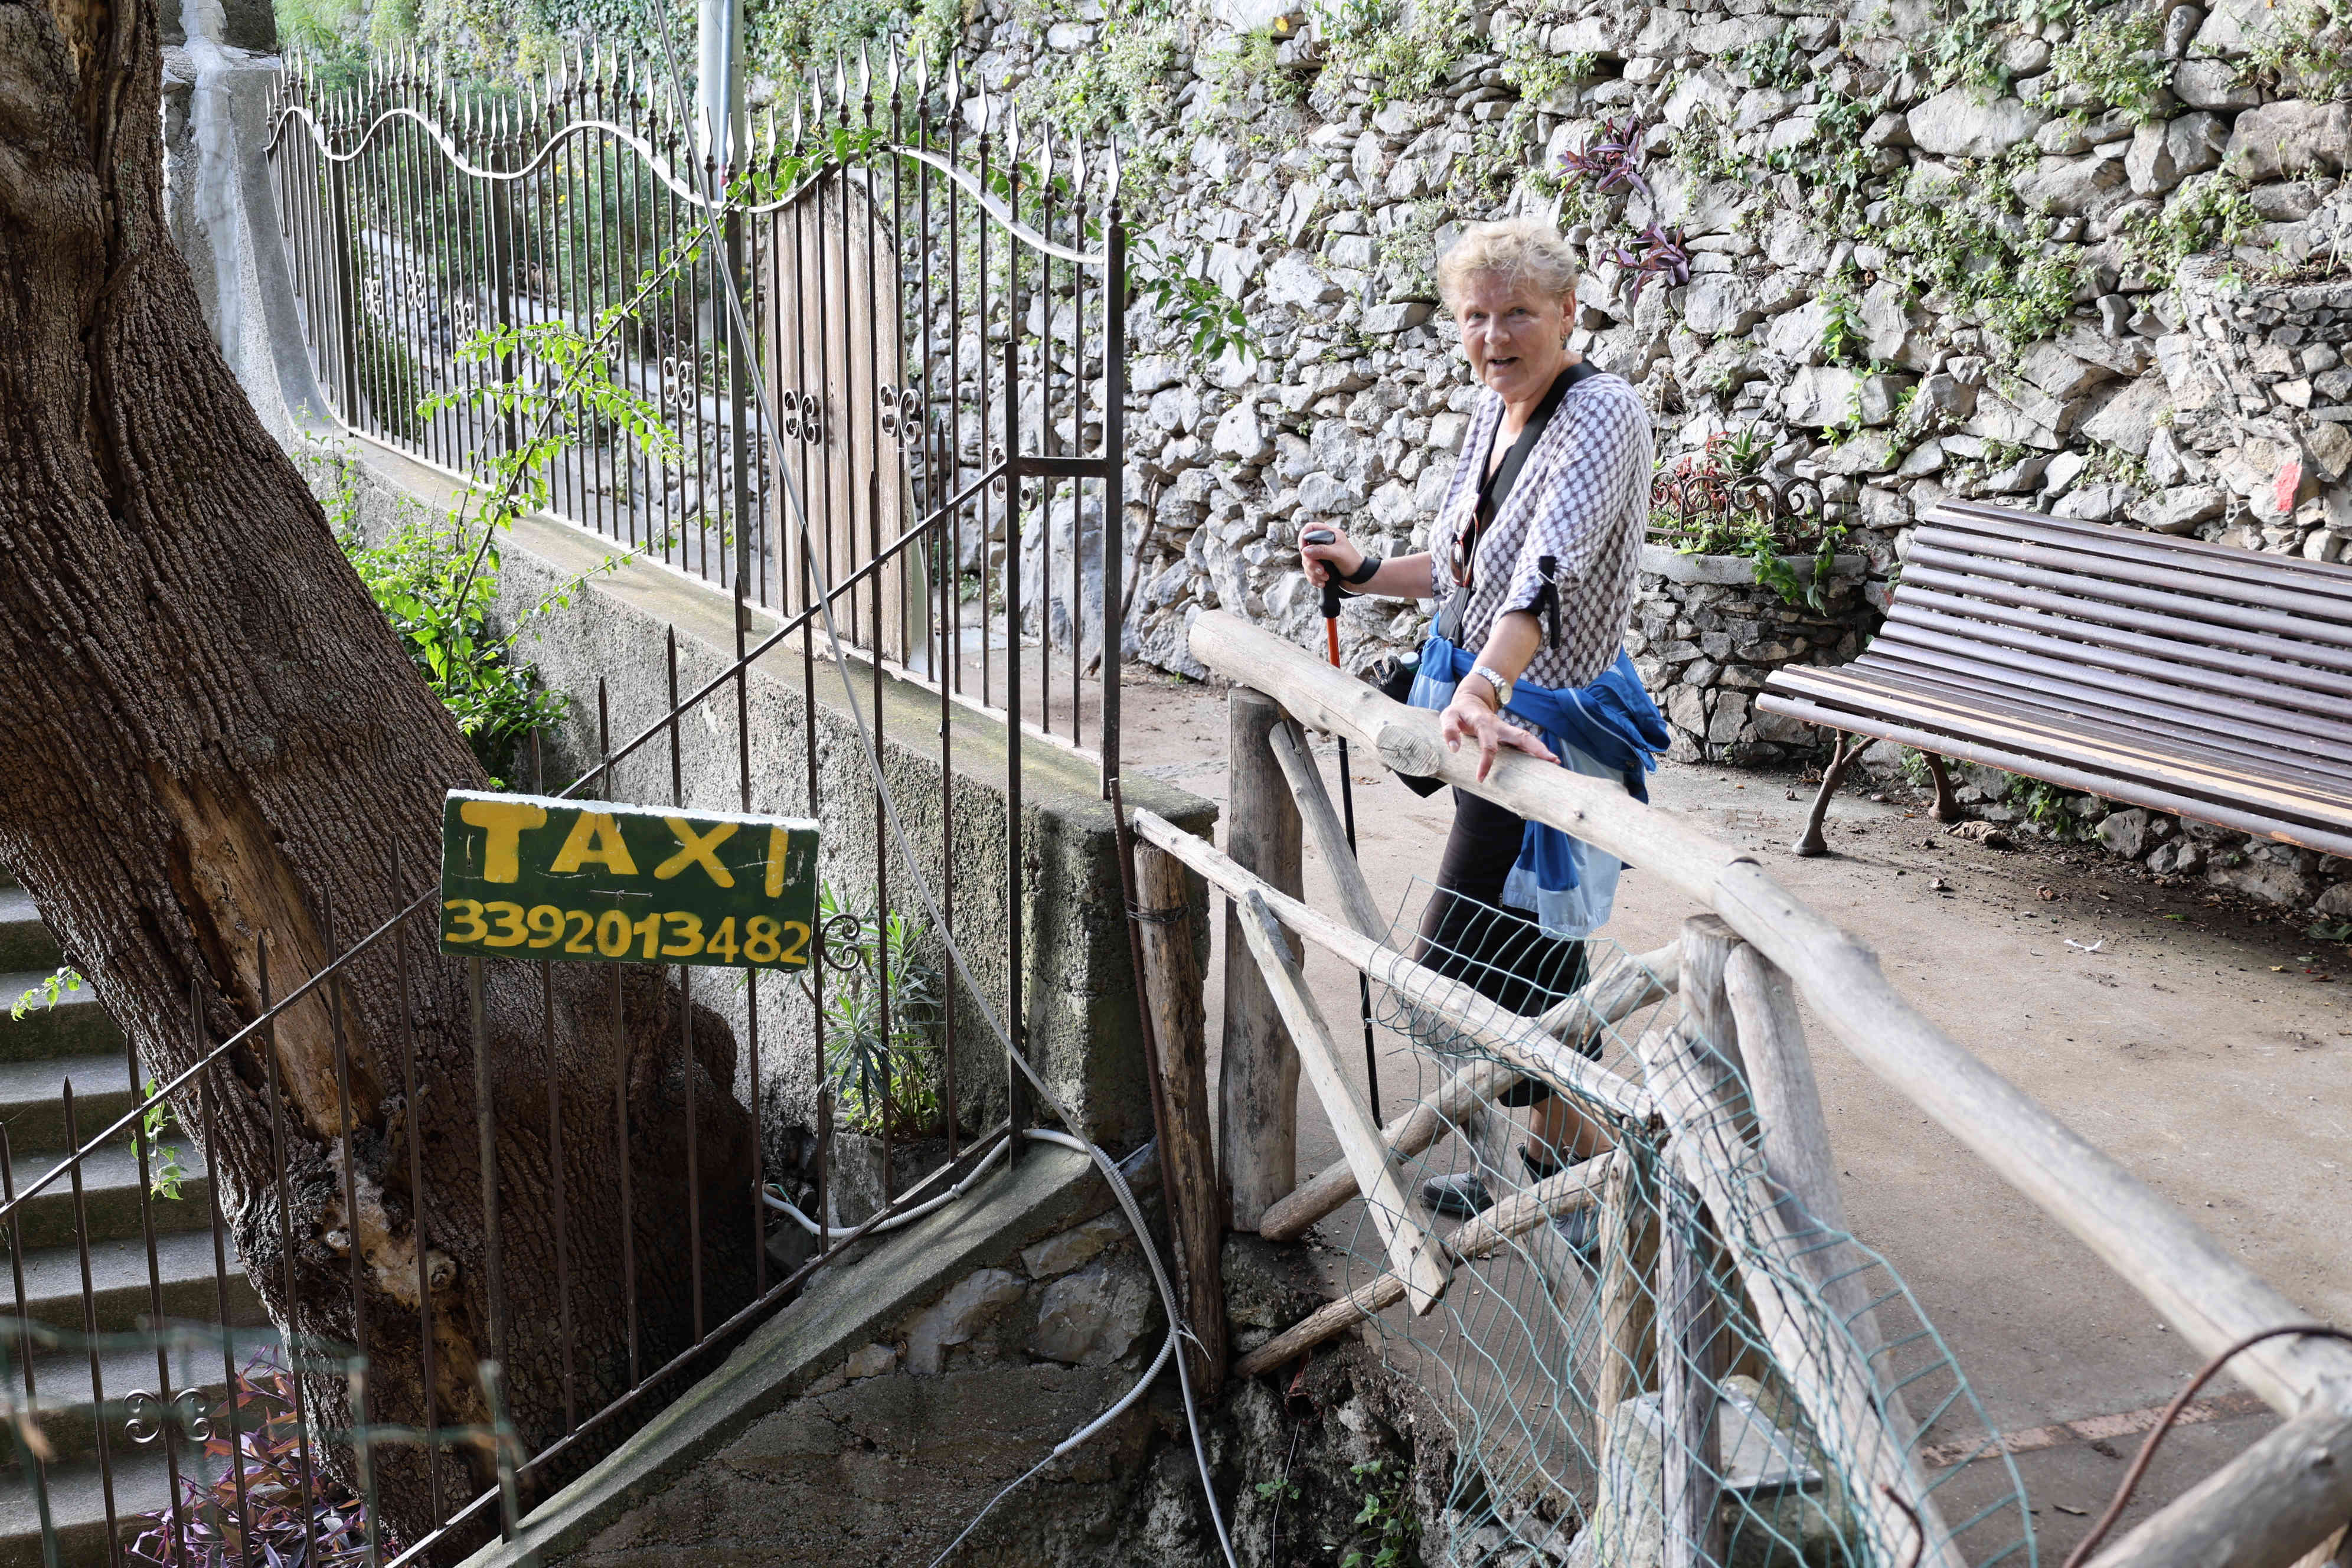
left=1301, top=529, right=1383, bottom=1122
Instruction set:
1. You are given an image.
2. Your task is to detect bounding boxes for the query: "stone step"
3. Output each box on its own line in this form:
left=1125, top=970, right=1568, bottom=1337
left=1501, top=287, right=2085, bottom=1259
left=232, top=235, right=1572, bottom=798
left=0, top=976, right=122, bottom=1066
left=0, top=1139, right=218, bottom=1253
left=9, top=1230, right=264, bottom=1337
left=0, top=1058, right=139, bottom=1158
left=0, top=1343, right=237, bottom=1474
left=0, top=895, right=61, bottom=978
left=0, top=1444, right=231, bottom=1568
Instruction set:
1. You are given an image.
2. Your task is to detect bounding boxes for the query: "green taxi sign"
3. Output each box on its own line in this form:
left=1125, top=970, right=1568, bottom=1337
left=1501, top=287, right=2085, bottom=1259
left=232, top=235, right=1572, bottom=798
left=439, top=790, right=820, bottom=968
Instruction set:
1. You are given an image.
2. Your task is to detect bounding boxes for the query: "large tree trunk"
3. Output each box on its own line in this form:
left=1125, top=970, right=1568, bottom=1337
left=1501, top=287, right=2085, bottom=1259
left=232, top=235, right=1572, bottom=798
left=0, top=0, right=755, bottom=1546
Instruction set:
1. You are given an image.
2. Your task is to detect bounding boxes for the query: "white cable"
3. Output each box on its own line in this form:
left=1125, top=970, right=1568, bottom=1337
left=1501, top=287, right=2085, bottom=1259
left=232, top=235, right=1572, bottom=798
left=762, top=1131, right=1014, bottom=1235
left=630, top=21, right=1237, bottom=1566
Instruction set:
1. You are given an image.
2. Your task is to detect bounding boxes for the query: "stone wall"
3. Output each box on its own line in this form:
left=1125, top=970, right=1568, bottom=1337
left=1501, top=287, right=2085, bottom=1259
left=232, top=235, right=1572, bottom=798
left=1035, top=0, right=2352, bottom=707
left=462, top=1141, right=1455, bottom=1568
left=943, top=0, right=2348, bottom=888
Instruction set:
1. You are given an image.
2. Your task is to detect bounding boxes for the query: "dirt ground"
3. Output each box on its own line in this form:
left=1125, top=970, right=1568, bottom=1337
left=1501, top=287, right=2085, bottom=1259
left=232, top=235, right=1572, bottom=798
left=1115, top=668, right=2352, bottom=1563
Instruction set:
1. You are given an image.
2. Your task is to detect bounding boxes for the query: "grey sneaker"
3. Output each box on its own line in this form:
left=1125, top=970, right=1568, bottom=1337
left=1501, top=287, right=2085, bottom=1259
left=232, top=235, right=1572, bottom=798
left=1420, top=1170, right=1494, bottom=1217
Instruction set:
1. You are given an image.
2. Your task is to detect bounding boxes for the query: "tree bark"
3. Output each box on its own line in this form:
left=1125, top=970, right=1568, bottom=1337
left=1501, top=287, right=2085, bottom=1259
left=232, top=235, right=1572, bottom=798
left=0, top=1, right=754, bottom=1547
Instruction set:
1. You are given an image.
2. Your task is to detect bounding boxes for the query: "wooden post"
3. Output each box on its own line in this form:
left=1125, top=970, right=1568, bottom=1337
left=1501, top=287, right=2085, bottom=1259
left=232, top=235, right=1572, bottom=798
left=1267, top=720, right=1385, bottom=940
left=1221, top=688, right=1303, bottom=1230
left=1641, top=1016, right=1966, bottom=1568
left=1134, top=838, right=1227, bottom=1399
left=1235, top=891, right=1451, bottom=1312
left=1679, top=914, right=1745, bottom=1088
left=1725, top=943, right=1889, bottom=1380
left=1657, top=1169, right=1724, bottom=1568
left=1596, top=1138, right=1660, bottom=1415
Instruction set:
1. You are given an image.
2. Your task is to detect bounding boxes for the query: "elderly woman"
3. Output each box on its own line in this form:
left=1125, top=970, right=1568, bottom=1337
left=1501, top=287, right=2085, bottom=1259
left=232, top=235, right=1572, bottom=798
left=1299, top=218, right=1667, bottom=1236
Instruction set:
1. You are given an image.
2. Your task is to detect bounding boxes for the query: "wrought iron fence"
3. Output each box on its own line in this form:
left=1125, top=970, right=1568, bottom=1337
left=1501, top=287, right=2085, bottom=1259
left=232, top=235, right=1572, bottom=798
left=0, top=606, right=1040, bottom=1568
left=0, top=46, right=1148, bottom=1568
left=265, top=43, right=1132, bottom=772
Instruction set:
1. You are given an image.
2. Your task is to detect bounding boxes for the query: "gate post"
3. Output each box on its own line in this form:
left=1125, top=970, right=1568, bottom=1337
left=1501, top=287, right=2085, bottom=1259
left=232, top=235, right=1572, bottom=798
left=1099, top=208, right=1126, bottom=792
left=1221, top=687, right=1302, bottom=1229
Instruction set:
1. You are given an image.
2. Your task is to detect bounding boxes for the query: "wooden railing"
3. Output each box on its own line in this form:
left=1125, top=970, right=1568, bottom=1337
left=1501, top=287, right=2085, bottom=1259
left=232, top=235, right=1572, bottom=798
left=1125, top=609, right=2352, bottom=1568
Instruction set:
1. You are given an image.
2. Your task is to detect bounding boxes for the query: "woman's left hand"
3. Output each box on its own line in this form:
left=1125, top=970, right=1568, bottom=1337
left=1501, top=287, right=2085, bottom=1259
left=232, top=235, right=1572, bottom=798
left=1440, top=688, right=1556, bottom=783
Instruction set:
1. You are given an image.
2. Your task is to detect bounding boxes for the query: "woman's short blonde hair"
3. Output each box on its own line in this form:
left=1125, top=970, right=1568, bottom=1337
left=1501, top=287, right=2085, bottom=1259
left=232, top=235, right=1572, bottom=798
left=1436, top=219, right=1582, bottom=311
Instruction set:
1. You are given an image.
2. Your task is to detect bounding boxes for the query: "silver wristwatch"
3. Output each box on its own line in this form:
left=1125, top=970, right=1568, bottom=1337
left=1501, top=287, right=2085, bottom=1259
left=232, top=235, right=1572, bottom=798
left=1470, top=662, right=1515, bottom=708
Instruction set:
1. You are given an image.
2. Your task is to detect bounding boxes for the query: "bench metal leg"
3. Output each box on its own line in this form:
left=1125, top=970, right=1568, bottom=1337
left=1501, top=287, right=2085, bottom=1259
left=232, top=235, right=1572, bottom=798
left=1794, top=732, right=1860, bottom=857
left=1920, top=751, right=1963, bottom=822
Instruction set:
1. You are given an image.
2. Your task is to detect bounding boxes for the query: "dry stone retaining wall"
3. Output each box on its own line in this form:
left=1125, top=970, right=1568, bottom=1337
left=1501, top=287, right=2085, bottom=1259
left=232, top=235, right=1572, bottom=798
left=938, top=0, right=2349, bottom=907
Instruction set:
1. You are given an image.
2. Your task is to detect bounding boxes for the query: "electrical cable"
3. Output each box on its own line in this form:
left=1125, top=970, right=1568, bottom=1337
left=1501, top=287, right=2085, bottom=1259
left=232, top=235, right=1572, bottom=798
left=2060, top=1323, right=2352, bottom=1568
left=629, top=22, right=1238, bottom=1565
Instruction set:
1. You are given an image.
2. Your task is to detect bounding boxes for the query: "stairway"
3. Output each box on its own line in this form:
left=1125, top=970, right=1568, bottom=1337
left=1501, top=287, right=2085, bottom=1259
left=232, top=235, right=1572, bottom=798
left=0, top=871, right=266, bottom=1568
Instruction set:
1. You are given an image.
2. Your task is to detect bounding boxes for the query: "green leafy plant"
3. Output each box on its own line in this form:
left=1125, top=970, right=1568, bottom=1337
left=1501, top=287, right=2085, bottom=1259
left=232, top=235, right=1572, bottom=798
left=2307, top=919, right=2352, bottom=943
left=1255, top=1478, right=1302, bottom=1502
left=2037, top=2, right=2170, bottom=122
left=1337, top=1461, right=1417, bottom=1568
left=1652, top=430, right=1847, bottom=612
left=136, top=1079, right=190, bottom=1202
left=1818, top=274, right=1867, bottom=366
left=819, top=883, right=946, bottom=1138
left=1313, top=0, right=1468, bottom=104
left=2004, top=774, right=2092, bottom=839
left=1129, top=236, right=1258, bottom=366
left=10, top=966, right=82, bottom=1022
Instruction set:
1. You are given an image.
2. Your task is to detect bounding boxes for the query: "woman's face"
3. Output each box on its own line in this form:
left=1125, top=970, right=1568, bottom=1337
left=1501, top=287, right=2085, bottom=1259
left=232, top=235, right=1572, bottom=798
left=1453, top=271, right=1574, bottom=408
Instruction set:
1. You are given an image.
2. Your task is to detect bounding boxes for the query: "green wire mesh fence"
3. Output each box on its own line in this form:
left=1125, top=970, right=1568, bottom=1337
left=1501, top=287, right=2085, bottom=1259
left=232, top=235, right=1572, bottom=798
left=1291, top=878, right=2036, bottom=1568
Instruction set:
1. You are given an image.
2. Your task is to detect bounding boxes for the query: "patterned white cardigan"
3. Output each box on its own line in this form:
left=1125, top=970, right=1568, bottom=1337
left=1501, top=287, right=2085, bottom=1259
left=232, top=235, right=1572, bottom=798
left=1424, top=369, right=1655, bottom=692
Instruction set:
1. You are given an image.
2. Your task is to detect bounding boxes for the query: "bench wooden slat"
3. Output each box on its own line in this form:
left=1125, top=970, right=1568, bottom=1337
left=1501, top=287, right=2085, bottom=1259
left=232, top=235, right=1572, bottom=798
left=1760, top=682, right=2352, bottom=850
left=1769, top=668, right=2352, bottom=826
left=1906, top=543, right=2352, bottom=661
left=1893, top=585, right=2352, bottom=711
left=1757, top=687, right=2352, bottom=860
left=1900, top=557, right=2352, bottom=679
left=1840, top=646, right=2352, bottom=791
left=1932, top=504, right=2352, bottom=617
left=1764, top=501, right=2352, bottom=859
left=1866, top=624, right=2352, bottom=767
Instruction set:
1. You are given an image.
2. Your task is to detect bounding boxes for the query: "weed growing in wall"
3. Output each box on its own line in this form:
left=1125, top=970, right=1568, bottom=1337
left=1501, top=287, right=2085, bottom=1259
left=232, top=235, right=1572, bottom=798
left=2036, top=3, right=2170, bottom=123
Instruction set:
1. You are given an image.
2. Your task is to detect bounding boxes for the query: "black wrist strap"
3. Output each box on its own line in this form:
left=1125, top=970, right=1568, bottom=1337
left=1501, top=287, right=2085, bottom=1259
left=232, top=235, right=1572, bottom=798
left=1341, top=553, right=1383, bottom=586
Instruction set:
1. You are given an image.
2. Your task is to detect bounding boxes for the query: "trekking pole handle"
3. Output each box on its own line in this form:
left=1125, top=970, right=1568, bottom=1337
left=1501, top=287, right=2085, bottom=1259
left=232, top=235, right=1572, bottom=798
left=1301, top=528, right=1343, bottom=620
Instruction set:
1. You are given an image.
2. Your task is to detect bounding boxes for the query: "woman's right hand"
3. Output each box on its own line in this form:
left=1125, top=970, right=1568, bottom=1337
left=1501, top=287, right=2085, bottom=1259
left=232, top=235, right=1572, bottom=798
left=1298, top=525, right=1364, bottom=587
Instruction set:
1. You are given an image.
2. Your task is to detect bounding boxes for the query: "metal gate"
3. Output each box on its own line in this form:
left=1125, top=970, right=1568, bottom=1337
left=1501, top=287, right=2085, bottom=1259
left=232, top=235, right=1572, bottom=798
left=266, top=44, right=1131, bottom=775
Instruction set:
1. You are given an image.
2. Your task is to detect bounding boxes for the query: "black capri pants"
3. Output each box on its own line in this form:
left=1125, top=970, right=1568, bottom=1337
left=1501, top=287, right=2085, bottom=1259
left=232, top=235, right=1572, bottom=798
left=1412, top=790, right=1595, bottom=1106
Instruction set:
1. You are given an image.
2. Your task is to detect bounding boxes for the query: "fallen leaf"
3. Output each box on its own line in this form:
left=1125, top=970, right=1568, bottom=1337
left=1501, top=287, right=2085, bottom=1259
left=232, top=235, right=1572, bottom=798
left=2053, top=1504, right=2088, bottom=1518
left=2037, top=885, right=2059, bottom=900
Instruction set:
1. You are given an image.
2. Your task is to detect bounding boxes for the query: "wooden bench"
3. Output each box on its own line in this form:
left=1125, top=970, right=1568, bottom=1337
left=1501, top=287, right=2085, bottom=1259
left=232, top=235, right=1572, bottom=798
left=1757, top=501, right=2352, bottom=860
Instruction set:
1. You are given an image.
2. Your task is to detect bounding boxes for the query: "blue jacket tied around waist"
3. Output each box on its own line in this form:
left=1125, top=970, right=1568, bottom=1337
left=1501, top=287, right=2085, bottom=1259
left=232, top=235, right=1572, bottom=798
left=1406, top=636, right=1670, bottom=940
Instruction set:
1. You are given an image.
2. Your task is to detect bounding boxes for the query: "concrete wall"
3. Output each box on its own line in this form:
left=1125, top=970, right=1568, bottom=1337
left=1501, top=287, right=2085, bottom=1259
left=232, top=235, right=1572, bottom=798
left=307, top=433, right=1216, bottom=1164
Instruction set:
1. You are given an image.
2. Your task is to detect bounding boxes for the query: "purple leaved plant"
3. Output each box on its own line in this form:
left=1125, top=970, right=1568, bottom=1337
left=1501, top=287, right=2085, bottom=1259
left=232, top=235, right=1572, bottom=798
left=1556, top=116, right=1650, bottom=199
left=1611, top=224, right=1693, bottom=305
left=129, top=1354, right=394, bottom=1568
